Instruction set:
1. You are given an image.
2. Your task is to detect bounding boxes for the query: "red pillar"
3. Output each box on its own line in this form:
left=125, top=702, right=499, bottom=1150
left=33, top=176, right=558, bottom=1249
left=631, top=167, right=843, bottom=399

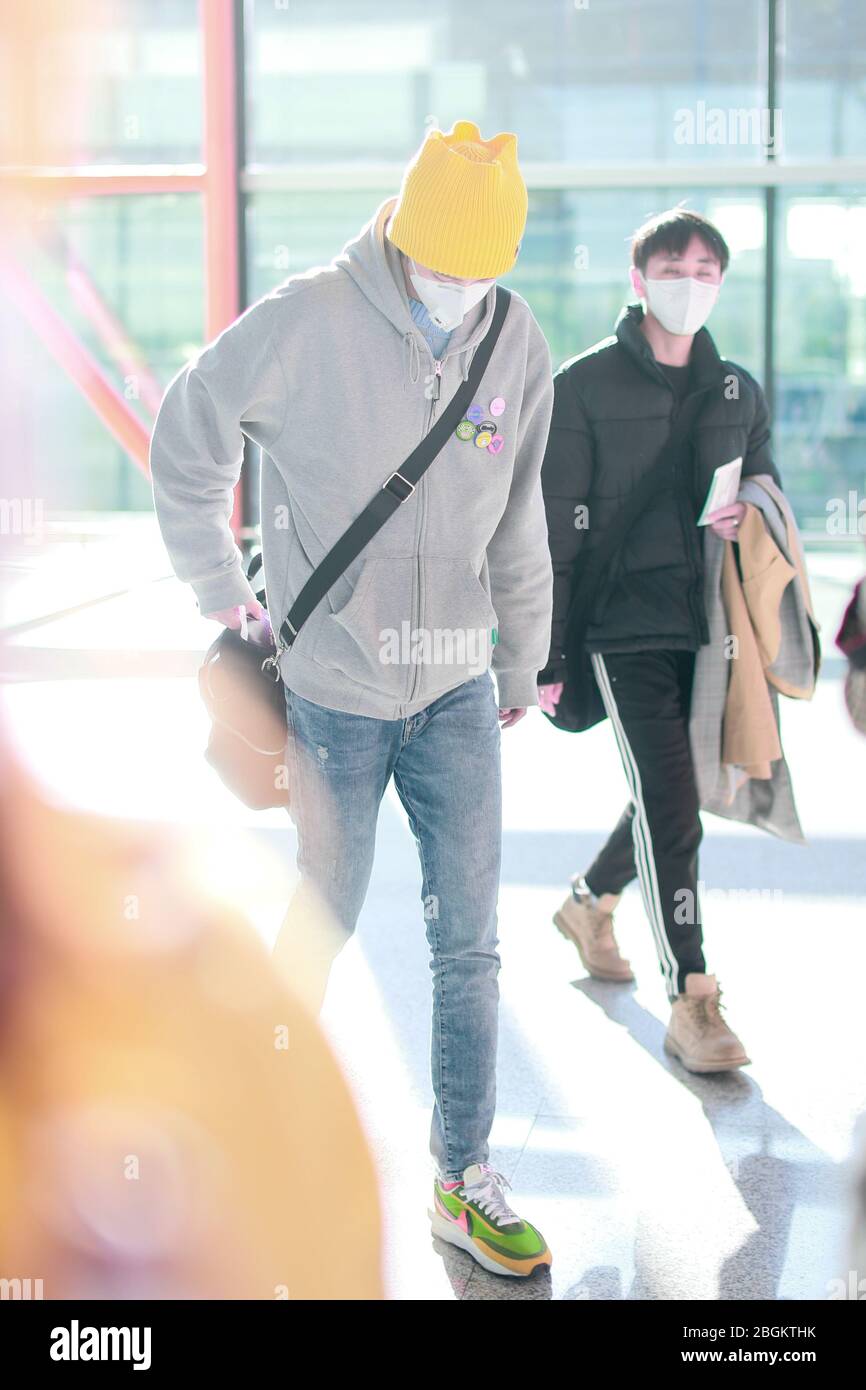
left=200, top=0, right=243, bottom=536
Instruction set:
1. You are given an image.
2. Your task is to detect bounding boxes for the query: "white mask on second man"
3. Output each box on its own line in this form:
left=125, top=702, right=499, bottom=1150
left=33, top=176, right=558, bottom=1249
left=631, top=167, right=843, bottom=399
left=642, top=275, right=720, bottom=335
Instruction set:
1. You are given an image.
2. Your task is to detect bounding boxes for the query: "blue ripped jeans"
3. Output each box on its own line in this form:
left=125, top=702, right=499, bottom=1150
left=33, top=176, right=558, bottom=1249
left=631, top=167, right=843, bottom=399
left=277, top=671, right=502, bottom=1182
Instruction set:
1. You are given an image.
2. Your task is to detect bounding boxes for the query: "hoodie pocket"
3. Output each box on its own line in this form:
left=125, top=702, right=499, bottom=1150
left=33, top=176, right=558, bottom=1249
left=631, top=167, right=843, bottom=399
left=310, top=556, right=498, bottom=701
left=414, top=558, right=499, bottom=701
left=311, top=556, right=415, bottom=697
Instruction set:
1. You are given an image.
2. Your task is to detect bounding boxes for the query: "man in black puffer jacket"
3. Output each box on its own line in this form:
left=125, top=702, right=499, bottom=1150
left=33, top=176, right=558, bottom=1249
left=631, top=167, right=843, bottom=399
left=539, top=208, right=781, bottom=1074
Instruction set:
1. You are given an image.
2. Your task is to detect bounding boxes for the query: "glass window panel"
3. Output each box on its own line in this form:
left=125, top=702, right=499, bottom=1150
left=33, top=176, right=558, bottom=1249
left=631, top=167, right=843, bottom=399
left=246, top=191, right=391, bottom=303
left=0, top=0, right=201, bottom=167
left=7, top=194, right=203, bottom=511
left=779, top=0, right=866, bottom=161
left=12, top=334, right=155, bottom=513
left=776, top=188, right=866, bottom=533
left=247, top=0, right=767, bottom=167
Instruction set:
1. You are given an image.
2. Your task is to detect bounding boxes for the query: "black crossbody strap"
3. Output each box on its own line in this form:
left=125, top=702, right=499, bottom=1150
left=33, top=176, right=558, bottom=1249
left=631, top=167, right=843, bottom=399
left=565, top=387, right=708, bottom=638
left=276, top=286, right=511, bottom=651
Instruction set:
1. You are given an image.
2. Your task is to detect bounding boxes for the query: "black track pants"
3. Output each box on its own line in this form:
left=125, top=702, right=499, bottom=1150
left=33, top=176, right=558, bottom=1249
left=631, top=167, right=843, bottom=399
left=584, top=648, right=706, bottom=999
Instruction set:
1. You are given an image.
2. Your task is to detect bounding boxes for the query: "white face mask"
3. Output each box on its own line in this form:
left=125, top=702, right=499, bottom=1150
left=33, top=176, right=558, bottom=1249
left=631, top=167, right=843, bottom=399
left=408, top=259, right=493, bottom=331
left=642, top=275, right=720, bottom=336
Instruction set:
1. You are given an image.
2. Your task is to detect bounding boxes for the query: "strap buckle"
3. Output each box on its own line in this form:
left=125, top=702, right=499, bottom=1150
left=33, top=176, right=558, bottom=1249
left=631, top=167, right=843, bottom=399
left=382, top=471, right=415, bottom=502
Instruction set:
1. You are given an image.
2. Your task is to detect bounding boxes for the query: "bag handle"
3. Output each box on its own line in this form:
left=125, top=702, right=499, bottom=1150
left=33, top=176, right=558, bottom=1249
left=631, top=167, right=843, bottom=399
left=267, top=286, right=511, bottom=659
left=563, top=387, right=708, bottom=651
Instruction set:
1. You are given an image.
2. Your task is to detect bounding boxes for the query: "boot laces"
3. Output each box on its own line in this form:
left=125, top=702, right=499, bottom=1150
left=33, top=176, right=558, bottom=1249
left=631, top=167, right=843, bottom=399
left=691, top=989, right=725, bottom=1029
left=592, top=911, right=614, bottom=940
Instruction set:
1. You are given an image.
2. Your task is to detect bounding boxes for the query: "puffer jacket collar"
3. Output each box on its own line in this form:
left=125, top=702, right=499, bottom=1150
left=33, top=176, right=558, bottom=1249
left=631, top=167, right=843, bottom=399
left=615, top=301, right=728, bottom=394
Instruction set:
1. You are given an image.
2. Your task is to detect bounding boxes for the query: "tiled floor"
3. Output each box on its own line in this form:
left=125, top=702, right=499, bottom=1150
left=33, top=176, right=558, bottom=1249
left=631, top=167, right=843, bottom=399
left=2, top=522, right=865, bottom=1300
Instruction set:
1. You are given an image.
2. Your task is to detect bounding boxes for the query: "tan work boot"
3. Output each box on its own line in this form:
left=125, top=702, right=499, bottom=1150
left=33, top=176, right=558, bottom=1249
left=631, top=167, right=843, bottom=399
left=664, top=973, right=750, bottom=1073
left=552, top=878, right=634, bottom=982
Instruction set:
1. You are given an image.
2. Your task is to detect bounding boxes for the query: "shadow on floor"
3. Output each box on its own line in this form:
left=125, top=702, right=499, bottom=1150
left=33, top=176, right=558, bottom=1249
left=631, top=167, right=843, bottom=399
left=565, top=977, right=845, bottom=1302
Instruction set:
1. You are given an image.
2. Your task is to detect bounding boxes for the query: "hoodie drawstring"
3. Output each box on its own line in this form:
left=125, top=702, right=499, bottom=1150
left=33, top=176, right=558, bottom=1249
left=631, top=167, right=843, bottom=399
left=404, top=331, right=421, bottom=386
left=404, top=331, right=476, bottom=389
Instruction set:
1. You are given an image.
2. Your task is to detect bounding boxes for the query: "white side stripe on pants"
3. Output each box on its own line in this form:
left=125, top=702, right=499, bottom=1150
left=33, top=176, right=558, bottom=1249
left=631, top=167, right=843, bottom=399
left=591, top=653, right=679, bottom=996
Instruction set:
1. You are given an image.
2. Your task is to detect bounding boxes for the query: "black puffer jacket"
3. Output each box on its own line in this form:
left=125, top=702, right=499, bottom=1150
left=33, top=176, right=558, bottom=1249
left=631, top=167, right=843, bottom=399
left=539, top=304, right=781, bottom=681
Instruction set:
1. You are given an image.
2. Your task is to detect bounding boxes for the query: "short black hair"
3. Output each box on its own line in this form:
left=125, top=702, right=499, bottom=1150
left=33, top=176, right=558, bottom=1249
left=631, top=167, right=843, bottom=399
left=631, top=207, right=730, bottom=275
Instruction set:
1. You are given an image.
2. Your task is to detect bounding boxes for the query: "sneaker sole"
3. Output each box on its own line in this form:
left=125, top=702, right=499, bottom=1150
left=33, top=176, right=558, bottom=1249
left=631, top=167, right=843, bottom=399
left=428, top=1209, right=551, bottom=1279
left=663, top=1033, right=751, bottom=1073
left=552, top=911, right=635, bottom=983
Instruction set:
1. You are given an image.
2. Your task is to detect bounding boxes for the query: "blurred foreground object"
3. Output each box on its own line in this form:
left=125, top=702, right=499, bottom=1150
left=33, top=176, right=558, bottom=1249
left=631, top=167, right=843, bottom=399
left=0, top=721, right=382, bottom=1300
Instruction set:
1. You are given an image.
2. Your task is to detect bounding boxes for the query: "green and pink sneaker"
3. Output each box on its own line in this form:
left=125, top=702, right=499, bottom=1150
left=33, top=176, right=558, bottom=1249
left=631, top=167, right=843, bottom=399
left=429, top=1163, right=552, bottom=1278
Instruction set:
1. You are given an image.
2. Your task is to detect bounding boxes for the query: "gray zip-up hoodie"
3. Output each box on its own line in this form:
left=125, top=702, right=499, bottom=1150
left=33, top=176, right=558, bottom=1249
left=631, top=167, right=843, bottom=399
left=150, top=196, right=554, bottom=719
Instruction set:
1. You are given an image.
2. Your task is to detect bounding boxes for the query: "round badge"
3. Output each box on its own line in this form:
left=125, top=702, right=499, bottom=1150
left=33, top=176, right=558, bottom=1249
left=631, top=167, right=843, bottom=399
left=490, top=397, right=506, bottom=417
left=455, top=420, right=476, bottom=440
left=466, top=404, right=484, bottom=424
left=487, top=434, right=505, bottom=455
left=479, top=420, right=496, bottom=434
left=475, top=430, right=493, bottom=448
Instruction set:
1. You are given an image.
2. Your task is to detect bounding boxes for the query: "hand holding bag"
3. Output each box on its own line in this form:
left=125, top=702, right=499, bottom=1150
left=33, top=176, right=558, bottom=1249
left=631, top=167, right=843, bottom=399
left=198, top=562, right=292, bottom=810
left=198, top=287, right=512, bottom=810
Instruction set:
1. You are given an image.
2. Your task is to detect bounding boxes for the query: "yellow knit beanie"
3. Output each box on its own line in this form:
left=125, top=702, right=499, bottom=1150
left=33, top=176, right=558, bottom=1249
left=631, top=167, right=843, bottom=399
left=386, top=120, right=527, bottom=280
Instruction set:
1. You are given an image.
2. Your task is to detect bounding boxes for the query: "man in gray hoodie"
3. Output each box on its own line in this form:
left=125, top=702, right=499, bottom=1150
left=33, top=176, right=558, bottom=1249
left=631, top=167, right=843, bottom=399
left=150, top=120, right=554, bottom=1278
